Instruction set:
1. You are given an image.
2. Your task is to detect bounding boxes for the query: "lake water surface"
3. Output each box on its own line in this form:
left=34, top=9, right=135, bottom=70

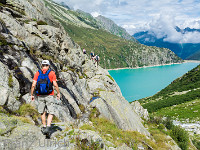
left=108, top=63, right=200, bottom=102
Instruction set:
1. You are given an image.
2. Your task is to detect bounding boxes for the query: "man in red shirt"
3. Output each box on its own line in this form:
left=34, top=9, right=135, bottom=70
left=31, top=60, right=60, bottom=135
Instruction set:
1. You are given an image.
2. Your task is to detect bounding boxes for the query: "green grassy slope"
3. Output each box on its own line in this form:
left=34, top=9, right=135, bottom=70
left=139, top=64, right=200, bottom=120
left=43, top=0, right=182, bottom=69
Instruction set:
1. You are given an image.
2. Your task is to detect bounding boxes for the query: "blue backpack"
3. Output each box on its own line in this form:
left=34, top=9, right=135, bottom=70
left=36, top=70, right=53, bottom=95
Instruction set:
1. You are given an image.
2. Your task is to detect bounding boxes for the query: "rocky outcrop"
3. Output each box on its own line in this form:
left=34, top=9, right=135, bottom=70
left=0, top=0, right=150, bottom=135
left=95, top=15, right=137, bottom=42
left=90, top=91, right=149, bottom=136
left=131, top=101, right=149, bottom=120
left=44, top=0, right=183, bottom=69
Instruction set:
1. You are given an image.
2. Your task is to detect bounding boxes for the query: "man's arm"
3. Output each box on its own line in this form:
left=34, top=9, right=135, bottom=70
left=53, top=81, right=60, bottom=100
left=31, top=80, right=37, bottom=101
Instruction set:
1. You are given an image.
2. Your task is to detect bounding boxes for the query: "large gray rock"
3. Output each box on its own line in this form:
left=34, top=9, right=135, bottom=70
left=21, top=57, right=38, bottom=75
left=0, top=61, right=20, bottom=111
left=131, top=101, right=149, bottom=120
left=0, top=11, right=29, bottom=38
left=91, top=91, right=150, bottom=136
left=7, top=0, right=55, bottom=25
left=59, top=71, right=90, bottom=105
left=0, top=114, right=19, bottom=136
left=0, top=61, right=9, bottom=106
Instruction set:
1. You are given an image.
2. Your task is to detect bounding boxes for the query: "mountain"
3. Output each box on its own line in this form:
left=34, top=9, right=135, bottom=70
left=133, top=28, right=200, bottom=60
left=0, top=0, right=188, bottom=149
left=95, top=15, right=137, bottom=42
left=43, top=0, right=182, bottom=69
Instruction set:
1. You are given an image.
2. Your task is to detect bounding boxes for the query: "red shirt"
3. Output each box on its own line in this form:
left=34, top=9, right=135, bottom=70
left=33, top=69, right=57, bottom=95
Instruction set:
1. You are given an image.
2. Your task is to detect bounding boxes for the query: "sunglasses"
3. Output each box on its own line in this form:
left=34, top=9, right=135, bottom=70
left=42, top=64, right=49, bottom=67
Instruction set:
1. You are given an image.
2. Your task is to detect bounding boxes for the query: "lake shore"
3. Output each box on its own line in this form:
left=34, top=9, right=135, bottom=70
left=107, top=60, right=200, bottom=71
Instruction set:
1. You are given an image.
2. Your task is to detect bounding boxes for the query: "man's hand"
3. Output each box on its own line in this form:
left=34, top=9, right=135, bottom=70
left=31, top=95, right=35, bottom=101
left=31, top=81, right=37, bottom=101
left=57, top=93, right=60, bottom=100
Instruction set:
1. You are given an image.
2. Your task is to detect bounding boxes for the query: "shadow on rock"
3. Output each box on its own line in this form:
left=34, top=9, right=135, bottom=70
left=45, top=124, right=63, bottom=139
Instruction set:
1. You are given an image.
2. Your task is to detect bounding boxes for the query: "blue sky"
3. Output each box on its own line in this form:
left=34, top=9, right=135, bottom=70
left=53, top=0, right=200, bottom=43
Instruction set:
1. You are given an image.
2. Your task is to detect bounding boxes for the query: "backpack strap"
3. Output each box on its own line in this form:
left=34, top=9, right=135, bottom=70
left=46, top=69, right=51, bottom=75
left=38, top=69, right=51, bottom=75
left=38, top=70, right=42, bottom=74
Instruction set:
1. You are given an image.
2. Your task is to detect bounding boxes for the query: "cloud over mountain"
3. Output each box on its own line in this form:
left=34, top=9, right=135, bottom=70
left=53, top=0, right=200, bottom=43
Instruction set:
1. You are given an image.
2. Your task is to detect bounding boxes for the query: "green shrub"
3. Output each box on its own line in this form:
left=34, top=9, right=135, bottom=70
left=37, top=20, right=48, bottom=25
left=0, top=34, right=9, bottom=46
left=158, top=124, right=165, bottom=130
left=79, top=104, right=86, bottom=113
left=75, top=137, right=102, bottom=150
left=17, top=104, right=39, bottom=122
left=79, top=75, right=84, bottom=79
left=8, top=73, right=13, bottom=88
left=89, top=107, right=100, bottom=120
left=149, top=115, right=162, bottom=124
left=192, top=139, right=200, bottom=149
left=90, top=117, right=156, bottom=149
left=170, top=125, right=189, bottom=150
left=80, top=124, right=95, bottom=131
left=106, top=75, right=114, bottom=82
left=143, top=89, right=200, bottom=113
left=163, top=117, right=174, bottom=130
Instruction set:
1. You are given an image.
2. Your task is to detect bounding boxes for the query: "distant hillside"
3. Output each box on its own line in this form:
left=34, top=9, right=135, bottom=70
left=138, top=64, right=200, bottom=121
left=133, top=28, right=200, bottom=60
left=43, top=0, right=182, bottom=69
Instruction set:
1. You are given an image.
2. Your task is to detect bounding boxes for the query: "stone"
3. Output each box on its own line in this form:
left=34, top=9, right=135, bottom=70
left=72, top=129, right=105, bottom=149
left=0, top=61, right=9, bottom=87
left=91, top=91, right=150, bottom=136
left=0, top=114, right=19, bottom=136
left=117, top=143, right=132, bottom=150
left=0, top=61, right=21, bottom=110
left=131, top=101, right=149, bottom=120
left=21, top=57, right=38, bottom=74
left=19, top=67, right=33, bottom=82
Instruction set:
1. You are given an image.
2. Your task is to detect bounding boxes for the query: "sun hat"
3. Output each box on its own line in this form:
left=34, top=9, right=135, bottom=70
left=42, top=60, right=50, bottom=65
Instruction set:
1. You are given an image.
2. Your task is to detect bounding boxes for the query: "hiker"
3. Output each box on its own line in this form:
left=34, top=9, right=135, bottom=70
left=90, top=51, right=95, bottom=61
left=94, top=55, right=100, bottom=67
left=83, top=48, right=86, bottom=54
left=31, top=60, right=60, bottom=136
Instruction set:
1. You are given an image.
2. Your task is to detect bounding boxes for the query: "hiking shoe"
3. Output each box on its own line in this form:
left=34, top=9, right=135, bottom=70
left=41, top=127, right=46, bottom=135
left=43, top=126, right=51, bottom=135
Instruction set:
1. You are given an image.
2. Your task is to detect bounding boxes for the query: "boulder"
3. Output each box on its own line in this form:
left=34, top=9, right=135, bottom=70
left=131, top=101, right=149, bottom=120
left=19, top=67, right=33, bottom=82
left=87, top=79, right=106, bottom=93
left=0, top=12, right=29, bottom=38
left=0, top=61, right=20, bottom=111
left=71, top=129, right=105, bottom=149
left=21, top=57, right=38, bottom=74
left=0, top=61, right=9, bottom=105
left=0, top=114, right=19, bottom=136
left=91, top=91, right=150, bottom=136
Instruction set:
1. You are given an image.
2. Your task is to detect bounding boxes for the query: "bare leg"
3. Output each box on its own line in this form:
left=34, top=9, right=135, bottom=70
left=41, top=112, right=46, bottom=126
left=47, top=114, right=53, bottom=126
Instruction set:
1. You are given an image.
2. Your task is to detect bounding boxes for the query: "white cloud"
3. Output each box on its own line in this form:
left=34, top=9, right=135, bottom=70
left=146, top=14, right=200, bottom=43
left=53, top=0, right=200, bottom=43
left=91, top=12, right=100, bottom=17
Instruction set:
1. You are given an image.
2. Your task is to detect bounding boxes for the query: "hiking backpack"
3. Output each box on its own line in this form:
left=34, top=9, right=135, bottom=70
left=35, top=70, right=53, bottom=95
left=95, top=55, right=99, bottom=61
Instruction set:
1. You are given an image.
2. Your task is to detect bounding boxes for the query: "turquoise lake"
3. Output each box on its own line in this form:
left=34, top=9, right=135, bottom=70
left=108, top=63, right=200, bottom=102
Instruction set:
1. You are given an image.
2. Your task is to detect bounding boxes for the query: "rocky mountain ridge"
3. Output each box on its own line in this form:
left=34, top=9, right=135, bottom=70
left=44, top=0, right=183, bottom=69
left=133, top=27, right=200, bottom=60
